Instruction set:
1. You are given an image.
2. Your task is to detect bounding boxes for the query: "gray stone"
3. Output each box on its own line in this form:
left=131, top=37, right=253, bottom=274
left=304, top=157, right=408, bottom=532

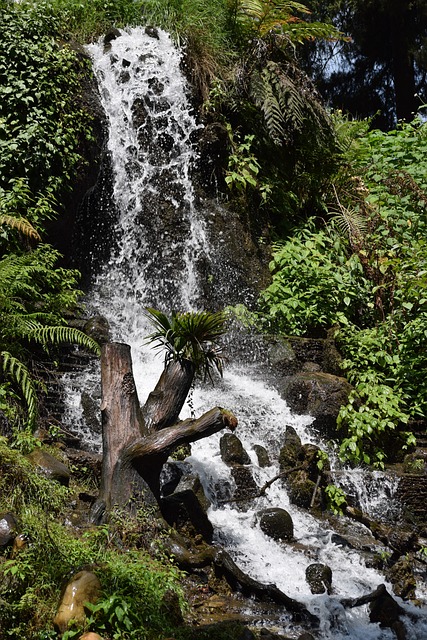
left=279, top=425, right=303, bottom=472
left=231, top=464, right=257, bottom=504
left=0, top=512, right=18, bottom=547
left=161, top=474, right=213, bottom=542
left=279, top=372, right=353, bottom=437
left=305, top=563, right=332, bottom=594
left=220, top=433, right=251, bottom=466
left=253, top=444, right=270, bottom=468
left=258, top=507, right=293, bottom=542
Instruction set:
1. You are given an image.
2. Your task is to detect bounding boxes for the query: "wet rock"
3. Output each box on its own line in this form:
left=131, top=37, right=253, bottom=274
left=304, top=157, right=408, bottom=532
left=161, top=474, right=213, bottom=542
left=83, top=315, right=110, bottom=345
left=0, top=512, right=18, bottom=547
left=369, top=584, right=405, bottom=633
left=386, top=555, right=416, bottom=600
left=301, top=443, right=324, bottom=480
left=266, top=337, right=298, bottom=374
left=231, top=465, right=258, bottom=504
left=220, top=433, right=251, bottom=465
left=279, top=426, right=303, bottom=471
left=279, top=372, right=353, bottom=437
left=253, top=444, right=270, bottom=467
left=53, top=570, right=101, bottom=633
left=103, top=28, right=121, bottom=47
left=287, top=470, right=317, bottom=510
left=397, top=472, right=427, bottom=527
left=145, top=26, right=159, bottom=39
left=160, top=530, right=215, bottom=570
left=81, top=391, right=101, bottom=435
left=305, top=563, right=332, bottom=594
left=27, top=450, right=71, bottom=486
left=297, top=634, right=315, bottom=640
left=258, top=508, right=293, bottom=542
left=160, top=460, right=191, bottom=497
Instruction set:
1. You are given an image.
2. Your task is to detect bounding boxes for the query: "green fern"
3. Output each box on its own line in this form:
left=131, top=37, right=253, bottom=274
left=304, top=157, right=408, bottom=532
left=236, top=0, right=341, bottom=42
left=29, top=326, right=101, bottom=356
left=1, top=351, right=38, bottom=429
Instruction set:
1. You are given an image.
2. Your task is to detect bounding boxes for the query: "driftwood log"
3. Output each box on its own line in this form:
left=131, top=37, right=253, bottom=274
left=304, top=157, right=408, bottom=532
left=91, top=342, right=237, bottom=523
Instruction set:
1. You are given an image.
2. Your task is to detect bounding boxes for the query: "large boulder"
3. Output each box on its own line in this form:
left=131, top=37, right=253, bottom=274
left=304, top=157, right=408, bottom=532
left=53, top=570, right=101, bottom=633
left=279, top=372, right=353, bottom=437
left=220, top=433, right=251, bottom=466
left=258, top=508, right=294, bottom=542
left=161, top=473, right=213, bottom=542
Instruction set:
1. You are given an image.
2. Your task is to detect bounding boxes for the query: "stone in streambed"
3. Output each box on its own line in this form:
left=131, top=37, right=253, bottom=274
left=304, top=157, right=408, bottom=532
left=258, top=508, right=294, bottom=542
left=253, top=444, right=270, bottom=467
left=0, top=512, right=18, bottom=548
left=53, top=570, right=101, bottom=633
left=220, top=433, right=251, bottom=465
left=305, top=563, right=332, bottom=594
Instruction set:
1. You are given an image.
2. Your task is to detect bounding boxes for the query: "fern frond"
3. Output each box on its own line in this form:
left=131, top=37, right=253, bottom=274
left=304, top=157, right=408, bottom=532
left=28, top=326, right=101, bottom=356
left=329, top=185, right=368, bottom=241
left=329, top=206, right=368, bottom=241
left=0, top=214, right=41, bottom=242
left=1, top=351, right=38, bottom=429
left=250, top=69, right=285, bottom=143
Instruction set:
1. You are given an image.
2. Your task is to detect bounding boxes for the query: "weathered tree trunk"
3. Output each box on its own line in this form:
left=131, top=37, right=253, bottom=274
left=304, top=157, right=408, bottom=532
left=91, top=342, right=157, bottom=523
left=142, top=359, right=195, bottom=433
left=92, top=342, right=237, bottom=522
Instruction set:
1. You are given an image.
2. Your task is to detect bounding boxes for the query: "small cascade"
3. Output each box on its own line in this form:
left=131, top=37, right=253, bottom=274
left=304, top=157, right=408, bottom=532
left=63, top=26, right=427, bottom=639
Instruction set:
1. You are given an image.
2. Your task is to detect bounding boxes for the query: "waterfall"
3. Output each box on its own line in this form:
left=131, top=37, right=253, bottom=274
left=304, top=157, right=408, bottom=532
left=66, top=27, right=427, bottom=639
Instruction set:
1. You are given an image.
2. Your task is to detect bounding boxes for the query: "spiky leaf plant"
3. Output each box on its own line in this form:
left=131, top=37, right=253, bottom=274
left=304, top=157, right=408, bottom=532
left=145, top=308, right=225, bottom=382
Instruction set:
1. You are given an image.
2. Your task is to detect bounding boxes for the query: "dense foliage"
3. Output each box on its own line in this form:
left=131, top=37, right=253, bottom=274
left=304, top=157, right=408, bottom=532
left=0, top=1, right=100, bottom=433
left=0, top=439, right=184, bottom=640
left=256, top=115, right=427, bottom=466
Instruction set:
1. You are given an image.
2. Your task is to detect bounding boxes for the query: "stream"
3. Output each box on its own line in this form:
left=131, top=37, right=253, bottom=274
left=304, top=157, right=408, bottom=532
left=64, top=26, right=427, bottom=639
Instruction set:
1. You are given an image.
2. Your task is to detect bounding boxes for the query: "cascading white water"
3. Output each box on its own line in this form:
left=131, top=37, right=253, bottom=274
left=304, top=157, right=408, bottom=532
left=66, top=26, right=427, bottom=639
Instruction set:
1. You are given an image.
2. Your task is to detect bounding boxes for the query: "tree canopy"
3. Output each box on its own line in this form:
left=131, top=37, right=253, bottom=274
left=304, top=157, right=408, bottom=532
left=305, top=0, right=427, bottom=129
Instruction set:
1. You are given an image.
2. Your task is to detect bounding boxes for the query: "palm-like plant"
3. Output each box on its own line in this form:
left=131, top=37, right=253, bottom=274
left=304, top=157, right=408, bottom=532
left=144, top=308, right=226, bottom=382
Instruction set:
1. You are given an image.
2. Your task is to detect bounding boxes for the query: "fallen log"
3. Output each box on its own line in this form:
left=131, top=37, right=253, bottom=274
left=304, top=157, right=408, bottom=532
left=213, top=549, right=319, bottom=626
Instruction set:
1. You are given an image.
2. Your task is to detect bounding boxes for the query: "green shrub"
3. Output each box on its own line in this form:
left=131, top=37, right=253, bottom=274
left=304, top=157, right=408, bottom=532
left=258, top=222, right=371, bottom=335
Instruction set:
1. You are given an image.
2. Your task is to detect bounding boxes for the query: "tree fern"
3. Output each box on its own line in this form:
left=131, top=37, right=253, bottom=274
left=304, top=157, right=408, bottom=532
left=0, top=214, right=41, bottom=242
left=1, top=351, right=38, bottom=429
left=236, top=0, right=341, bottom=42
left=29, top=326, right=101, bottom=356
